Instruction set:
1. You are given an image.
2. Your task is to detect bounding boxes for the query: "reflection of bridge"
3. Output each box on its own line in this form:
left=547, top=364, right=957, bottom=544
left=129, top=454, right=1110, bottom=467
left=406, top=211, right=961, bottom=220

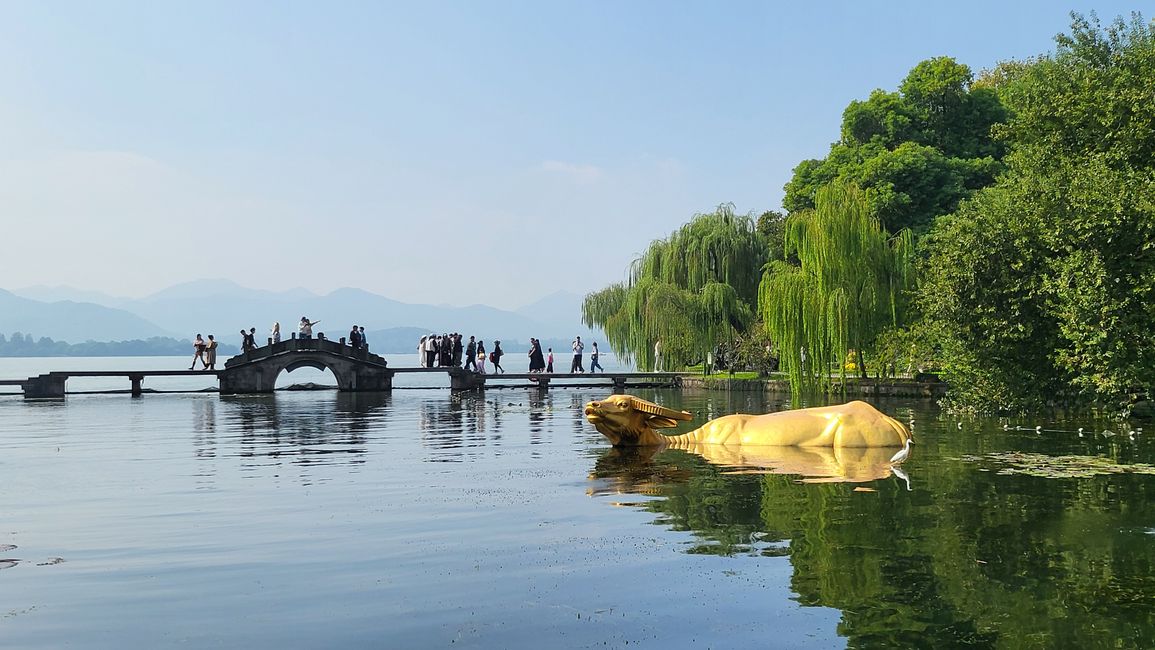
left=3, top=337, right=682, bottom=398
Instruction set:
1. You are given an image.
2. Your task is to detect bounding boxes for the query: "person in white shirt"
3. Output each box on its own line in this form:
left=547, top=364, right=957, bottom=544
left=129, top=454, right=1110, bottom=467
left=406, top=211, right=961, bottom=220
left=424, top=334, right=438, bottom=368
left=654, top=339, right=663, bottom=372
left=299, top=316, right=317, bottom=339
left=571, top=336, right=584, bottom=373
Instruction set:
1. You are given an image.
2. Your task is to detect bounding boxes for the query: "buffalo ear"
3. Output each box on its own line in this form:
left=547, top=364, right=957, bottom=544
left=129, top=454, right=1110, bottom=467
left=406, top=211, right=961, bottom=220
left=645, top=415, right=682, bottom=429
left=626, top=396, right=693, bottom=424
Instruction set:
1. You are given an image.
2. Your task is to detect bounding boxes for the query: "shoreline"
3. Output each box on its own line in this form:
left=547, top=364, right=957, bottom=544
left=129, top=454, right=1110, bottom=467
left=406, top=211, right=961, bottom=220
left=681, top=376, right=948, bottom=399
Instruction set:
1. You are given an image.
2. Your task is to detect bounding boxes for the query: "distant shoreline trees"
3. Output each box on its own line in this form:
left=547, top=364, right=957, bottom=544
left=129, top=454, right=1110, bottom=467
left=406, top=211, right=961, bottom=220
left=0, top=332, right=240, bottom=357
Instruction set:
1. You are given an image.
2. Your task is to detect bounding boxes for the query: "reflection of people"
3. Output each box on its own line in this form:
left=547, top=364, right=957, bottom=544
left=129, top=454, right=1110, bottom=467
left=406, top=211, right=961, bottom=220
left=204, top=335, right=218, bottom=370
left=190, top=334, right=206, bottom=370
left=271, top=322, right=281, bottom=344
left=654, top=339, right=663, bottom=372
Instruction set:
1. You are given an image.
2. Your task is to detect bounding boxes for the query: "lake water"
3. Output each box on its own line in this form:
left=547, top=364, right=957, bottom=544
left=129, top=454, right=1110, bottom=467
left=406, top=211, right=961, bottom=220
left=1, top=357, right=1153, bottom=648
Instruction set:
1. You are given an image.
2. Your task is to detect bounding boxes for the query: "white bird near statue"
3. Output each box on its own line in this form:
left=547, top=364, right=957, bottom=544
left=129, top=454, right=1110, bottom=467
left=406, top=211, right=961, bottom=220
left=889, top=437, right=913, bottom=464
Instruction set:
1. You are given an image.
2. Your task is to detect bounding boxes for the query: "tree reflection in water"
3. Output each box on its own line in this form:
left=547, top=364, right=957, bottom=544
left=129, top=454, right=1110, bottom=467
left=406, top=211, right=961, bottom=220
left=587, top=427, right=1155, bottom=648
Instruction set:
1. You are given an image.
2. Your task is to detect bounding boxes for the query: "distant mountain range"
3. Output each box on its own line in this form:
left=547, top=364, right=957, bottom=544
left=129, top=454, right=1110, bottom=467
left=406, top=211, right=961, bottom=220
left=0, top=289, right=170, bottom=342
left=2, top=280, right=601, bottom=353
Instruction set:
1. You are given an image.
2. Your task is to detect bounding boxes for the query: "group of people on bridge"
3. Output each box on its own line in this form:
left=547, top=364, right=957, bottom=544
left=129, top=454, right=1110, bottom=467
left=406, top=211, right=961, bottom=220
left=188, top=318, right=622, bottom=376
left=420, top=333, right=492, bottom=371
left=416, top=333, right=609, bottom=375
left=189, top=334, right=219, bottom=370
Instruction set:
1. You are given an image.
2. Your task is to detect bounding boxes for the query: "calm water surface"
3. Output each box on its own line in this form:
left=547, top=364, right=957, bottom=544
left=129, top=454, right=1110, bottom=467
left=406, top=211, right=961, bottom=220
left=1, top=358, right=1153, bottom=648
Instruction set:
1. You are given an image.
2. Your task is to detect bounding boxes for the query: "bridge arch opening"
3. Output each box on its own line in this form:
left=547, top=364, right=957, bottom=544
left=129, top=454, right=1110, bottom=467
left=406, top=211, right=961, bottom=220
left=274, top=361, right=340, bottom=390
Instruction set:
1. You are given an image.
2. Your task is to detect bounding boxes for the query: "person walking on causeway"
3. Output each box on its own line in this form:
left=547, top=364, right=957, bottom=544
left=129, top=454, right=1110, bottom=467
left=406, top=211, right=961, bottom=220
left=464, top=336, right=477, bottom=371
left=571, top=336, right=585, bottom=373
left=492, top=340, right=505, bottom=374
left=190, top=334, right=207, bottom=370
left=424, top=334, right=438, bottom=368
left=204, top=335, right=218, bottom=370
left=590, top=341, right=604, bottom=373
left=528, top=338, right=545, bottom=372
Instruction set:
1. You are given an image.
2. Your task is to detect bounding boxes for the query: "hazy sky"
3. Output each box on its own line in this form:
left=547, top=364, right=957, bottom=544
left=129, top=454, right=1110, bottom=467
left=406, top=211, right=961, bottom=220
left=0, top=2, right=1140, bottom=309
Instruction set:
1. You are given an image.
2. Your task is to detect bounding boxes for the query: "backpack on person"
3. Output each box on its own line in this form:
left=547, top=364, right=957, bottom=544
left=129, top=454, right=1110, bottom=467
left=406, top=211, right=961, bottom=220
left=489, top=351, right=496, bottom=363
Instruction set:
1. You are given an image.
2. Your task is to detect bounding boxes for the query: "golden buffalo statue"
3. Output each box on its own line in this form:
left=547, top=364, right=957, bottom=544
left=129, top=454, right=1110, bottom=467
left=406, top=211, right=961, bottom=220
left=584, top=394, right=912, bottom=451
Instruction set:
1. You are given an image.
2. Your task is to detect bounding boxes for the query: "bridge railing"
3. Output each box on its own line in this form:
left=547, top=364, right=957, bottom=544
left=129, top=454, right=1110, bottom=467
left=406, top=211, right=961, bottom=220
left=225, top=336, right=387, bottom=368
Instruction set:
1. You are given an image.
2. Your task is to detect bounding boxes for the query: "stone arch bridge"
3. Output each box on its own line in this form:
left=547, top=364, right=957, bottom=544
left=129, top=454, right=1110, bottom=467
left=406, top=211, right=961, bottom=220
left=219, top=338, right=391, bottom=394
left=4, top=338, right=683, bottom=398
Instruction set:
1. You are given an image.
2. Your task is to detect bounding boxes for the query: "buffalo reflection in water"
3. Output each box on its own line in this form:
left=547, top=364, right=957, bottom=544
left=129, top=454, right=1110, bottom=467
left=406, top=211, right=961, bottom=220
left=589, top=443, right=909, bottom=497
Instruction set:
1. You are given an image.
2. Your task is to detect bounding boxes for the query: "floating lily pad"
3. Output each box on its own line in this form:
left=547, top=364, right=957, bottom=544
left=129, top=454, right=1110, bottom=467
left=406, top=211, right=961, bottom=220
left=957, top=452, right=1155, bottom=479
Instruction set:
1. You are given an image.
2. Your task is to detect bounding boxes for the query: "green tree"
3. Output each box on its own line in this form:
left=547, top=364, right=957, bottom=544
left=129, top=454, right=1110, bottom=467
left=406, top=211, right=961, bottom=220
left=583, top=204, right=767, bottom=370
left=783, top=57, right=1007, bottom=234
left=921, top=12, right=1155, bottom=413
left=759, top=183, right=914, bottom=393
left=918, top=185, right=1067, bottom=411
left=755, top=209, right=788, bottom=262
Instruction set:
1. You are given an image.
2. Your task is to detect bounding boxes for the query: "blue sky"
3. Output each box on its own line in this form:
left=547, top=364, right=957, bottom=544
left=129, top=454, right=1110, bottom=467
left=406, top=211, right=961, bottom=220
left=0, top=2, right=1142, bottom=309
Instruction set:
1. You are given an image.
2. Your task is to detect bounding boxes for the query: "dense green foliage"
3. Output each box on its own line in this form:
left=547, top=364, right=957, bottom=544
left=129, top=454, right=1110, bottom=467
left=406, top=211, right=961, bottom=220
left=585, top=12, right=1153, bottom=414
left=760, top=183, right=913, bottom=391
left=920, top=12, right=1155, bottom=413
left=582, top=205, right=767, bottom=370
left=784, top=57, right=1006, bottom=233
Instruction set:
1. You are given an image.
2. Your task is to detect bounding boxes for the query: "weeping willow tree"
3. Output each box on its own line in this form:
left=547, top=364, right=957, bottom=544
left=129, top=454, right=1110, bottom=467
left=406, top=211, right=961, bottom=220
left=583, top=204, right=766, bottom=370
left=759, top=183, right=914, bottom=393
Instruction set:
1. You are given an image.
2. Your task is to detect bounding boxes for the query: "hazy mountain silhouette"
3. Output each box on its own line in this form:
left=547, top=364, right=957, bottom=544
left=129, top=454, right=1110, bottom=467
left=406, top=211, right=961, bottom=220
left=138, top=278, right=315, bottom=303
left=126, top=283, right=551, bottom=345
left=0, top=289, right=171, bottom=342
left=11, top=285, right=131, bottom=308
left=1, top=281, right=600, bottom=350
left=514, top=290, right=598, bottom=339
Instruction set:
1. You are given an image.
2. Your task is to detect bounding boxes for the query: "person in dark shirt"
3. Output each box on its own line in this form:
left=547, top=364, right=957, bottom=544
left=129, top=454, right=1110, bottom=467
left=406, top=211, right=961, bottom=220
left=464, top=336, right=477, bottom=371
left=492, top=340, right=505, bottom=374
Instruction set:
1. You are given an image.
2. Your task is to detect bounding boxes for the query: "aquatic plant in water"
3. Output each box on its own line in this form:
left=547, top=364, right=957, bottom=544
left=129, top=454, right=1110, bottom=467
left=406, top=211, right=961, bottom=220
left=958, top=451, right=1155, bottom=479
